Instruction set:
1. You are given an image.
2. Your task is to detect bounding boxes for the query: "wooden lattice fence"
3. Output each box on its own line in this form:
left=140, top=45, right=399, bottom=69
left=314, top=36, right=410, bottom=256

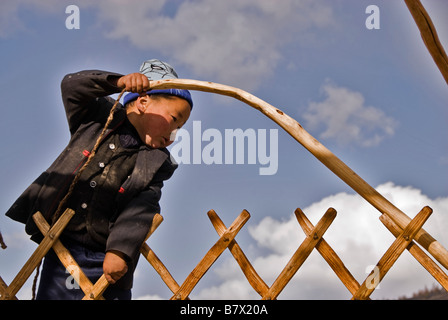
left=1, top=204, right=447, bottom=300
left=1, top=0, right=447, bottom=302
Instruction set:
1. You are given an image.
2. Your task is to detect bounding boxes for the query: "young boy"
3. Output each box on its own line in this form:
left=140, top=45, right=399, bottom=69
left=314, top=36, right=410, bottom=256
left=5, top=59, right=192, bottom=299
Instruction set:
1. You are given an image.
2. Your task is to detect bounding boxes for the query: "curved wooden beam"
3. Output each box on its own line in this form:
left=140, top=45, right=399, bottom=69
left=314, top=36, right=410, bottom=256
left=149, top=78, right=448, bottom=270
left=404, top=0, right=448, bottom=85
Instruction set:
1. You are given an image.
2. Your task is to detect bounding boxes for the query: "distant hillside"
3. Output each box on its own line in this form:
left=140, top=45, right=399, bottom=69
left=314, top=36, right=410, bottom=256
left=398, top=285, right=448, bottom=300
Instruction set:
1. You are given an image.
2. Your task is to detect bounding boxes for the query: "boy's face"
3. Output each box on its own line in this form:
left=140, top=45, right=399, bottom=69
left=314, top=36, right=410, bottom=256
left=128, top=94, right=191, bottom=149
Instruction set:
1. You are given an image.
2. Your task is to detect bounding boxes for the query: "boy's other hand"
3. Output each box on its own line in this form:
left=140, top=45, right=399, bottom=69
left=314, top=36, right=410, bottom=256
left=103, top=251, right=128, bottom=284
left=116, top=73, right=150, bottom=93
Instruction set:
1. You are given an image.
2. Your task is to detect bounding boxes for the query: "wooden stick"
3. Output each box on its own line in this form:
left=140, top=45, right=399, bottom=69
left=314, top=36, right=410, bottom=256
left=0, top=231, right=6, bottom=249
left=82, top=275, right=109, bottom=300
left=353, top=206, right=433, bottom=300
left=0, top=276, right=17, bottom=300
left=82, top=213, right=164, bottom=300
left=32, top=211, right=104, bottom=300
left=207, top=209, right=270, bottom=297
left=148, top=78, right=448, bottom=271
left=143, top=213, right=164, bottom=242
left=380, top=213, right=448, bottom=291
left=404, top=0, right=448, bottom=85
left=137, top=213, right=182, bottom=294
left=171, top=210, right=250, bottom=300
left=140, top=243, right=187, bottom=298
left=0, top=209, right=75, bottom=300
left=295, top=208, right=362, bottom=296
left=139, top=214, right=187, bottom=298
left=262, top=208, right=337, bottom=300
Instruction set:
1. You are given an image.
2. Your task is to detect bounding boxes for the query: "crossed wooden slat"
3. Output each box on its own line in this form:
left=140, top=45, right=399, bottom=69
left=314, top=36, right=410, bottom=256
left=162, top=206, right=447, bottom=300
left=2, top=205, right=447, bottom=300
left=0, top=209, right=163, bottom=300
left=353, top=206, right=435, bottom=299
left=0, top=275, right=11, bottom=300
left=164, top=207, right=354, bottom=300
left=170, top=210, right=251, bottom=300
left=379, top=213, right=448, bottom=291
left=207, top=208, right=361, bottom=300
left=294, top=208, right=363, bottom=296
left=0, top=208, right=75, bottom=300
left=262, top=208, right=337, bottom=299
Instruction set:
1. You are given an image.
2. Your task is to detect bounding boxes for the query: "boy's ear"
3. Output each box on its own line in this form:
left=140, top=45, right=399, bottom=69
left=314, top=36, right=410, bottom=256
left=136, top=94, right=150, bottom=113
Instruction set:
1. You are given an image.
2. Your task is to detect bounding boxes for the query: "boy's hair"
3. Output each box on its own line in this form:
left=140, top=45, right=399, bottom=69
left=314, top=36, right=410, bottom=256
left=124, top=93, right=179, bottom=109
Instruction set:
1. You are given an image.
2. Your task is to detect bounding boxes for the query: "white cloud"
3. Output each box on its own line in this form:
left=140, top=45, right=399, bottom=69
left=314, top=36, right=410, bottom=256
left=0, top=0, right=334, bottom=90
left=92, top=0, right=335, bottom=90
left=303, top=82, right=397, bottom=147
left=192, top=182, right=448, bottom=299
left=0, top=0, right=62, bottom=37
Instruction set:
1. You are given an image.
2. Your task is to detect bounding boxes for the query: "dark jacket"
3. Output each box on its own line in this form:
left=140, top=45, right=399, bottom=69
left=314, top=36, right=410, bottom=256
left=6, top=70, right=177, bottom=279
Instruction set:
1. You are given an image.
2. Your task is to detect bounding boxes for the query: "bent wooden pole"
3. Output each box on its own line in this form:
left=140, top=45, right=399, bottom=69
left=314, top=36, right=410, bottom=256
left=148, top=78, right=448, bottom=270
left=404, top=0, right=448, bottom=85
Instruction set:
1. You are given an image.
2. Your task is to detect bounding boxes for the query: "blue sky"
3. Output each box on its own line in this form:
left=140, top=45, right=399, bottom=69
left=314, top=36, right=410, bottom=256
left=0, top=0, right=447, bottom=300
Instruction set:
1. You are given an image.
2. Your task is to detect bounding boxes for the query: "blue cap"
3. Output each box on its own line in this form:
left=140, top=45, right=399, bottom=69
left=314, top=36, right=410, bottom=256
left=123, top=89, right=193, bottom=109
left=123, top=59, right=193, bottom=109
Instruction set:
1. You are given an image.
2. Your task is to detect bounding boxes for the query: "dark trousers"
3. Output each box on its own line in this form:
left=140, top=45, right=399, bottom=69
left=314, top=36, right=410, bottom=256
left=36, top=240, right=131, bottom=300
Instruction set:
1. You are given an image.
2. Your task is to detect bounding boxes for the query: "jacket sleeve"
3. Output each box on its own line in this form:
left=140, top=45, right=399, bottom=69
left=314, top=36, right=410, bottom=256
left=105, top=159, right=177, bottom=262
left=60, top=70, right=124, bottom=135
left=105, top=182, right=162, bottom=262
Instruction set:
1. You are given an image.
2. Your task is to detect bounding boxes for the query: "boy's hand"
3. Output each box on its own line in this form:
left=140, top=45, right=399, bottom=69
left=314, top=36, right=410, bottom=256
left=103, top=251, right=128, bottom=284
left=116, top=72, right=150, bottom=93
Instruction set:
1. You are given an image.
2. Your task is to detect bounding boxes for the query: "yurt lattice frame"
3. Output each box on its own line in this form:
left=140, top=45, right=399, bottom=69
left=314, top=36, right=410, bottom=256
left=1, top=0, right=447, bottom=300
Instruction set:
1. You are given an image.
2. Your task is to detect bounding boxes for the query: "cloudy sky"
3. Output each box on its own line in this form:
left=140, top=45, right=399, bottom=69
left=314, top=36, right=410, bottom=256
left=0, top=0, right=447, bottom=300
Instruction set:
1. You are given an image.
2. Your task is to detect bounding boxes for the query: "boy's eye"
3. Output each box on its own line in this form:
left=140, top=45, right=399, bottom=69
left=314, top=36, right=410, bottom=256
left=172, top=115, right=177, bottom=122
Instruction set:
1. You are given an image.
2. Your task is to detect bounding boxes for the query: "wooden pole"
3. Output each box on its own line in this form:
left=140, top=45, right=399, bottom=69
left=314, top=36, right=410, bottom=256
left=140, top=243, right=185, bottom=297
left=380, top=213, right=448, bottom=291
left=148, top=78, right=448, bottom=271
left=0, top=276, right=16, bottom=300
left=208, top=209, right=270, bottom=297
left=82, top=213, right=165, bottom=300
left=353, top=206, right=433, bottom=299
left=295, top=208, right=362, bottom=296
left=32, top=211, right=104, bottom=300
left=404, top=0, right=448, bottom=85
left=0, top=209, right=75, bottom=300
left=262, top=207, right=337, bottom=300
left=0, top=231, right=6, bottom=249
left=139, top=214, right=187, bottom=298
left=171, top=210, right=250, bottom=300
